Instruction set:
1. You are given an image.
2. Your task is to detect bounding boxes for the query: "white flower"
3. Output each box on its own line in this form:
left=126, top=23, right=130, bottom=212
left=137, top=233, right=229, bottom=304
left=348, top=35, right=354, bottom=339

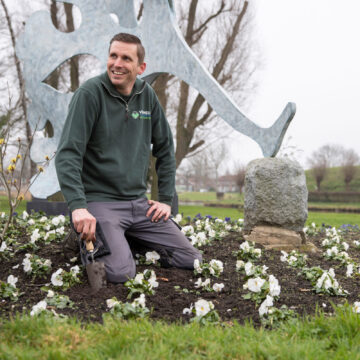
left=353, top=240, right=360, bottom=247
left=51, top=216, right=61, bottom=226
left=51, top=268, right=64, bottom=287
left=269, top=275, right=281, bottom=297
left=244, top=262, right=254, bottom=276
left=194, top=278, right=203, bottom=288
left=47, top=290, right=55, bottom=298
left=7, top=274, right=18, bottom=287
left=322, top=239, right=330, bottom=247
left=208, top=229, right=216, bottom=238
left=134, top=273, right=144, bottom=284
left=247, top=277, right=265, bottom=293
left=240, top=241, right=250, bottom=252
left=44, top=230, right=56, bottom=241
left=236, top=260, right=245, bottom=270
left=27, top=219, right=35, bottom=225
left=213, top=283, right=224, bottom=292
left=0, top=212, right=5, bottom=218
left=353, top=301, right=360, bottom=313
left=58, top=215, right=66, bottom=224
left=30, top=300, right=47, bottom=316
left=22, top=211, right=29, bottom=220
left=22, top=256, right=32, bottom=273
left=56, top=226, right=65, bottom=235
left=174, top=214, right=182, bottom=223
left=194, top=259, right=202, bottom=272
left=0, top=241, right=7, bottom=252
left=194, top=299, right=212, bottom=317
left=145, top=251, right=160, bottom=264
left=183, top=305, right=193, bottom=315
left=342, top=242, right=349, bottom=251
left=106, top=298, right=118, bottom=309
left=39, top=216, right=48, bottom=222
left=44, top=259, right=52, bottom=267
left=30, top=228, right=41, bottom=243
left=280, top=251, right=288, bottom=262
left=209, top=259, right=223, bottom=274
left=70, top=265, right=80, bottom=275
left=288, top=256, right=297, bottom=265
left=258, top=295, right=274, bottom=317
left=346, top=264, right=354, bottom=278
left=254, top=248, right=262, bottom=257
left=181, top=225, right=194, bottom=235
left=148, top=276, right=159, bottom=289
left=132, top=294, right=146, bottom=308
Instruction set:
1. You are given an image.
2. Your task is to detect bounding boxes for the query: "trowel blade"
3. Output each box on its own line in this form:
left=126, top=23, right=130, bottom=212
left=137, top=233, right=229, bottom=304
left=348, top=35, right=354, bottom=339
left=86, top=261, right=107, bottom=294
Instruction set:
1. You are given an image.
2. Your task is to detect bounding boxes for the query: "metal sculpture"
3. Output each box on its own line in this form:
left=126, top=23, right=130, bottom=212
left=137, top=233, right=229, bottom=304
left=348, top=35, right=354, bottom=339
left=16, top=0, right=296, bottom=198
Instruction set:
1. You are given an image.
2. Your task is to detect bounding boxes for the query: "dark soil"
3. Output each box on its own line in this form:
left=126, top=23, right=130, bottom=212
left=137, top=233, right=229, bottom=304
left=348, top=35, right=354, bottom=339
left=1, top=225, right=360, bottom=326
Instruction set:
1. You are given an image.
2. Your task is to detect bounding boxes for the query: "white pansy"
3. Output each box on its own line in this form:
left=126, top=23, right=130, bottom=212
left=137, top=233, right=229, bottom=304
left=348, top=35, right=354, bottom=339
left=47, top=290, right=55, bottom=298
left=194, top=259, right=202, bottom=272
left=288, top=256, right=297, bottom=265
left=70, top=265, right=80, bottom=275
left=132, top=294, right=146, bottom=308
left=134, top=273, right=144, bottom=284
left=342, top=242, right=349, bottom=251
left=321, top=239, right=330, bottom=247
left=22, top=255, right=32, bottom=273
left=39, top=216, right=48, bottom=222
left=269, top=275, right=281, bottom=297
left=247, top=277, right=265, bottom=293
left=208, top=229, right=216, bottom=238
left=44, top=230, right=56, bottom=241
left=194, top=299, right=212, bottom=317
left=353, top=301, right=360, bottom=313
left=44, top=259, right=52, bottom=267
left=194, top=278, right=203, bottom=288
left=0, top=212, right=5, bottom=218
left=181, top=225, right=194, bottom=236
left=182, top=306, right=193, bottom=315
left=174, top=214, right=182, bottom=223
left=51, top=268, right=64, bottom=287
left=56, top=226, right=65, bottom=235
left=58, top=215, right=66, bottom=223
left=209, top=259, right=223, bottom=274
left=145, top=251, right=160, bottom=264
left=30, top=300, right=47, bottom=316
left=0, top=241, right=7, bottom=252
left=213, top=283, right=224, bottom=292
left=22, top=211, right=29, bottom=220
left=244, top=262, right=254, bottom=276
left=27, top=219, right=35, bottom=225
left=258, top=295, right=274, bottom=317
left=254, top=248, right=262, bottom=257
left=106, top=298, right=118, bottom=309
left=280, top=251, right=288, bottom=262
left=353, top=240, right=360, bottom=247
left=236, top=260, right=245, bottom=270
left=7, top=274, right=18, bottom=287
left=240, top=241, right=250, bottom=252
left=51, top=216, right=61, bottom=226
left=346, top=264, right=354, bottom=278
left=30, top=228, right=41, bottom=243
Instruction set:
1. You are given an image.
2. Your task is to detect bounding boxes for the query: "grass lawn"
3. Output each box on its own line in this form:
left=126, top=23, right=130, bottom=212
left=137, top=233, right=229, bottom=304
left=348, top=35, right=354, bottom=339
left=1, top=306, right=360, bottom=359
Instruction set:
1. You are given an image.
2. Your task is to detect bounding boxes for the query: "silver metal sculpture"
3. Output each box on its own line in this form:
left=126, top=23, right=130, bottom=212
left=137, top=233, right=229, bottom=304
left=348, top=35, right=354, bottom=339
left=16, top=0, right=296, bottom=199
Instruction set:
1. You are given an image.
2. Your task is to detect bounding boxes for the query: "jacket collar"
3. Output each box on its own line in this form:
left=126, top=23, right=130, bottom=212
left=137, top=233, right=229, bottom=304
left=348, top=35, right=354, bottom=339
left=100, top=72, right=145, bottom=98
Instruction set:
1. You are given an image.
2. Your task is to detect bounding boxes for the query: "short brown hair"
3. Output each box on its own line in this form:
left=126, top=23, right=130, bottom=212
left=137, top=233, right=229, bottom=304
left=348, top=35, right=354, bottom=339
left=109, top=33, right=145, bottom=64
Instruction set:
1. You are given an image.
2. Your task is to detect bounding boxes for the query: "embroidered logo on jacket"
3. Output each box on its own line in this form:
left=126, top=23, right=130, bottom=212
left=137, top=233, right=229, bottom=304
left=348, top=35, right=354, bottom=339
left=132, top=110, right=151, bottom=120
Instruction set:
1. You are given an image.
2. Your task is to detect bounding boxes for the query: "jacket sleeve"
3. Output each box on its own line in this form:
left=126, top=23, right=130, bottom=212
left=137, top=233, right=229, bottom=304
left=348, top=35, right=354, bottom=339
left=150, top=92, right=176, bottom=206
left=55, top=88, right=99, bottom=212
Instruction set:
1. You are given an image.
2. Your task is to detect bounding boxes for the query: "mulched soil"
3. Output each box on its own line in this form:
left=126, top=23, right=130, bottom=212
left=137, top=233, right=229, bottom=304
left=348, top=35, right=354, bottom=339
left=1, top=225, right=360, bottom=326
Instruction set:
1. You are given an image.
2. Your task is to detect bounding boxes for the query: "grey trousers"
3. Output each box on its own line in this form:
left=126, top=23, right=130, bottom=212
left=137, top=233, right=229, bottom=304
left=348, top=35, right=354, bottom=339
left=87, top=198, right=202, bottom=283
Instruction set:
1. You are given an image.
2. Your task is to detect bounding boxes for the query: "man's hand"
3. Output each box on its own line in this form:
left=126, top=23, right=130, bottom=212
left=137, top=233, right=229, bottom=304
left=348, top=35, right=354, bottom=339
left=146, top=200, right=171, bottom=222
left=72, top=208, right=96, bottom=242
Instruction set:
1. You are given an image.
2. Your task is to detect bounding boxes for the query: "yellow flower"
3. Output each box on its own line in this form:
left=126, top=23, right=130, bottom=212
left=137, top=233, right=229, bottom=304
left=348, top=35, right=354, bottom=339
left=45, top=155, right=50, bottom=161
left=11, top=158, right=17, bottom=164
left=0, top=138, right=4, bottom=145
left=7, top=164, right=15, bottom=172
left=17, top=154, right=22, bottom=159
left=17, top=194, right=24, bottom=201
left=38, top=166, right=44, bottom=173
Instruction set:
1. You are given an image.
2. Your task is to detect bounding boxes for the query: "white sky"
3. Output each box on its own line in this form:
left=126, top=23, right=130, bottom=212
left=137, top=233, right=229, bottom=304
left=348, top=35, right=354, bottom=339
left=227, top=0, right=360, bottom=169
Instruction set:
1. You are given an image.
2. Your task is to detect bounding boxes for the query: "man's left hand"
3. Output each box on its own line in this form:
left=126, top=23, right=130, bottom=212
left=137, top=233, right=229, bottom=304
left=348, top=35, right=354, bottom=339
left=146, top=200, right=171, bottom=222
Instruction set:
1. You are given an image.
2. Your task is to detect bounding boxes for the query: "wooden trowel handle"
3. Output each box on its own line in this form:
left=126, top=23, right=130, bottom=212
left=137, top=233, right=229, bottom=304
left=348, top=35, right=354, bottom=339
left=85, top=239, right=94, bottom=252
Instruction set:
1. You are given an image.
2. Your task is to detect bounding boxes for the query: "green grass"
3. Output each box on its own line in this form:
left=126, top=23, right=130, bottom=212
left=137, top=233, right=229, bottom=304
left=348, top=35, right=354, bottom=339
left=178, top=191, right=243, bottom=204
left=0, top=196, right=26, bottom=215
left=1, top=305, right=360, bottom=359
left=179, top=205, right=360, bottom=227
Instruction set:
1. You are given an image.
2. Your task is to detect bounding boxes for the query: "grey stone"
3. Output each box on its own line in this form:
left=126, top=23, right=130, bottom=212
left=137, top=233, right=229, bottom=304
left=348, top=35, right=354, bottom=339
left=244, top=158, right=308, bottom=232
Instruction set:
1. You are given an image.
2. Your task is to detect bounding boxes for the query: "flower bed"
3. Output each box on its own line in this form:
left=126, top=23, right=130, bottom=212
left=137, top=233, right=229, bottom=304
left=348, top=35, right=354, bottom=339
left=1, top=212, right=360, bottom=327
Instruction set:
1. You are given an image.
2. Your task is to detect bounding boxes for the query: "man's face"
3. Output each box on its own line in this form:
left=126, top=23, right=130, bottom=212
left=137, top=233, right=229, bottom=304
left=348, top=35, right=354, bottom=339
left=107, top=41, right=146, bottom=95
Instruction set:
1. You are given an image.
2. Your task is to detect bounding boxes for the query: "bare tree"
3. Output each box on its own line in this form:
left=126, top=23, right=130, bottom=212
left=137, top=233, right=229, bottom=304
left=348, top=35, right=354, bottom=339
left=340, top=148, right=359, bottom=191
left=206, top=141, right=227, bottom=191
left=151, top=0, right=257, bottom=169
left=234, top=162, right=246, bottom=194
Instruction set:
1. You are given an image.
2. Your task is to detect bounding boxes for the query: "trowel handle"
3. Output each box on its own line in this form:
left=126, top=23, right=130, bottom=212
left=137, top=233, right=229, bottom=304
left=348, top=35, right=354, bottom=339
left=85, top=239, right=94, bottom=252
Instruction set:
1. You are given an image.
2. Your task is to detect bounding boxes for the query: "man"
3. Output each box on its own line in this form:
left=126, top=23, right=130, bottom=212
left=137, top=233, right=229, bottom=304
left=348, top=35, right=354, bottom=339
left=55, top=33, right=202, bottom=283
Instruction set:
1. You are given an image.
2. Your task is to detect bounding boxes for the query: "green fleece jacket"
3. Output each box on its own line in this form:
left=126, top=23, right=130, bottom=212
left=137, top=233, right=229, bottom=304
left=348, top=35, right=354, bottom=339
left=55, top=72, right=175, bottom=212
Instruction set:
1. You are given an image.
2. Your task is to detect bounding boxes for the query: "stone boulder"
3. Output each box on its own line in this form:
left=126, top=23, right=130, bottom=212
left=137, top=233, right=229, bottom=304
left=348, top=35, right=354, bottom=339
left=244, top=158, right=308, bottom=233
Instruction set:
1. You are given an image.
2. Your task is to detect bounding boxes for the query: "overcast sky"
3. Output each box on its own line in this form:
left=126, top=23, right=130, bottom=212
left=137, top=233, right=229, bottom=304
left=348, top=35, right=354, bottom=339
left=227, top=0, right=360, bottom=169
